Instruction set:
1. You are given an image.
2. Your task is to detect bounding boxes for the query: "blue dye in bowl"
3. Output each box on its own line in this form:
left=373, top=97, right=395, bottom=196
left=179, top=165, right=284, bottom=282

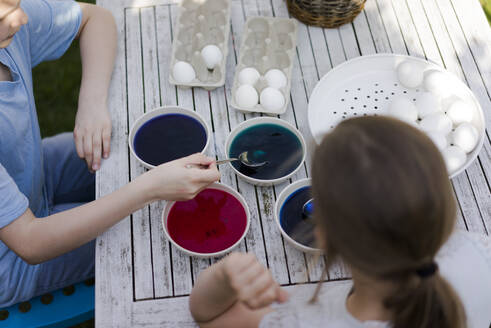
left=279, top=186, right=316, bottom=248
left=229, top=123, right=303, bottom=180
left=134, top=113, right=207, bottom=166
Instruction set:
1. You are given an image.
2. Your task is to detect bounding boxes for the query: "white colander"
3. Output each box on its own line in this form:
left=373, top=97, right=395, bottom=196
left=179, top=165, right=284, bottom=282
left=308, top=54, right=485, bottom=178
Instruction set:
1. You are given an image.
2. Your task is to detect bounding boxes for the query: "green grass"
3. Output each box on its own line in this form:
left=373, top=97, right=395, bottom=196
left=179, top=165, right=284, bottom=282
left=481, top=0, right=491, bottom=23
left=33, top=0, right=93, bottom=139
left=33, top=41, right=82, bottom=138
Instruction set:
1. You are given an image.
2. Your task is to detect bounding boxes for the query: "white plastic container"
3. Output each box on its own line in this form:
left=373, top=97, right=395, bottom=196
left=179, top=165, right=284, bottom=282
left=169, top=0, right=231, bottom=90
left=231, top=17, right=298, bottom=115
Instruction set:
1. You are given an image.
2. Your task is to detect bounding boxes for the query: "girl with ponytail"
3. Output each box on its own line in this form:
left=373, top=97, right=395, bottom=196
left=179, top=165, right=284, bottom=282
left=189, top=116, right=491, bottom=328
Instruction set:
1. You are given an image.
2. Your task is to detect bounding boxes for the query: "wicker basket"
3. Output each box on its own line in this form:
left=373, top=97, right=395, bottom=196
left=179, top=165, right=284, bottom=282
left=286, top=0, right=366, bottom=28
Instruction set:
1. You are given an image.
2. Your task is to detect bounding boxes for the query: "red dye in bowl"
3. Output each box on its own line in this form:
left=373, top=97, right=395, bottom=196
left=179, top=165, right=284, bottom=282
left=167, top=188, right=248, bottom=254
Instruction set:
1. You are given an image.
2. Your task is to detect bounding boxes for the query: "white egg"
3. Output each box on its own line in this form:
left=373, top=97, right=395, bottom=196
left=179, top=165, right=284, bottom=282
left=415, top=92, right=441, bottom=118
left=423, top=69, right=452, bottom=98
left=442, top=146, right=467, bottom=173
left=419, top=113, right=453, bottom=135
left=260, top=87, right=285, bottom=112
left=235, top=84, right=259, bottom=109
left=387, top=96, right=418, bottom=123
left=264, top=69, right=287, bottom=89
left=238, top=67, right=260, bottom=85
left=451, top=122, right=479, bottom=153
left=396, top=60, right=424, bottom=88
left=446, top=99, right=474, bottom=125
left=172, top=61, right=196, bottom=83
left=426, top=131, right=448, bottom=151
left=441, top=96, right=459, bottom=110
left=201, top=45, right=223, bottom=70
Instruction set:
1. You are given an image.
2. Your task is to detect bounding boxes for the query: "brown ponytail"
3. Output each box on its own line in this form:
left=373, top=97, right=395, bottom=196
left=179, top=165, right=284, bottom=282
left=311, top=116, right=466, bottom=328
left=385, top=273, right=466, bottom=328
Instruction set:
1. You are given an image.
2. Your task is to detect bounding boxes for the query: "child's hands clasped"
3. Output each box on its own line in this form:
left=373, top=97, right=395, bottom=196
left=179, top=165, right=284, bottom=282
left=145, top=153, right=220, bottom=201
left=221, top=252, right=289, bottom=309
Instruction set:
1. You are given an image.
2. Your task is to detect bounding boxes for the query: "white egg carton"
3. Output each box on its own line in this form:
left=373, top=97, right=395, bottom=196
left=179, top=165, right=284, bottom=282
left=169, top=0, right=231, bottom=90
left=231, top=16, right=298, bottom=115
left=308, top=54, right=486, bottom=179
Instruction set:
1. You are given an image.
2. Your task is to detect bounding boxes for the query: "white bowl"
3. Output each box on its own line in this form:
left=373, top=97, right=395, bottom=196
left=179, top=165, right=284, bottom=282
left=162, top=182, right=250, bottom=258
left=225, top=117, right=306, bottom=186
left=275, top=178, right=321, bottom=253
left=128, top=106, right=210, bottom=169
left=307, top=54, right=485, bottom=179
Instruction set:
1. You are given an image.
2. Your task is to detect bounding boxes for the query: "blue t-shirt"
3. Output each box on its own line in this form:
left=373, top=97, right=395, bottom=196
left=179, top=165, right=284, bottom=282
left=0, top=0, right=81, bottom=307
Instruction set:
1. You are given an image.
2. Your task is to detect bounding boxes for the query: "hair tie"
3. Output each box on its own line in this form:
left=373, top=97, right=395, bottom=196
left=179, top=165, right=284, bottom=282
left=416, top=261, right=438, bottom=278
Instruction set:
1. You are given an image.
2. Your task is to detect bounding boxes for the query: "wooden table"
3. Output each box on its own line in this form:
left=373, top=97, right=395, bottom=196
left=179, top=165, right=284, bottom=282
left=95, top=0, right=491, bottom=326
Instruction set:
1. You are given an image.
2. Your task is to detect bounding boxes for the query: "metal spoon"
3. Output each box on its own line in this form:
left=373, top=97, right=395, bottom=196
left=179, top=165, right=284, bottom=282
left=216, top=151, right=268, bottom=169
left=302, top=199, right=314, bottom=219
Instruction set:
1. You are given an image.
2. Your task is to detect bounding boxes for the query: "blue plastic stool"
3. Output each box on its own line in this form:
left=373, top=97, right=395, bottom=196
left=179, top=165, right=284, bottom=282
left=0, top=279, right=94, bottom=328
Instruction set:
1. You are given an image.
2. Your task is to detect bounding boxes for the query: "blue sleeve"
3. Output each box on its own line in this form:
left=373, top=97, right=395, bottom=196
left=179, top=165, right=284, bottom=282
left=21, top=0, right=82, bottom=67
left=0, top=164, right=28, bottom=229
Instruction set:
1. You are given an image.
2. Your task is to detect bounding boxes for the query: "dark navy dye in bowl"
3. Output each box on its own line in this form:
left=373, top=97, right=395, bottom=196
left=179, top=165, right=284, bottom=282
left=229, top=123, right=303, bottom=180
left=280, top=186, right=316, bottom=248
left=134, top=113, right=207, bottom=166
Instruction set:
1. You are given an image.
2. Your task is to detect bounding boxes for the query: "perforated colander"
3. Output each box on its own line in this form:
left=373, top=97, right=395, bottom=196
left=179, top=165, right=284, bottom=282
left=308, top=54, right=485, bottom=178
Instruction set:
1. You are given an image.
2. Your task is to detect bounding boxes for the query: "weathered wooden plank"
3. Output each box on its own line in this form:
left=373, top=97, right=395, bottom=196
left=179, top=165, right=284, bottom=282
left=375, top=0, right=407, bottom=54
left=364, top=0, right=391, bottom=53
left=404, top=0, right=444, bottom=65
left=325, top=6, right=371, bottom=281
left=204, top=23, right=248, bottom=262
left=449, top=0, right=491, bottom=101
left=258, top=2, right=306, bottom=283
left=105, top=0, right=178, bottom=9
left=299, top=20, right=350, bottom=284
left=163, top=4, right=194, bottom=296
left=417, top=0, right=487, bottom=234
left=390, top=0, right=426, bottom=57
left=190, top=84, right=216, bottom=280
left=156, top=5, right=178, bottom=107
left=130, top=281, right=352, bottom=327
left=228, top=0, right=290, bottom=285
left=311, top=22, right=359, bottom=281
left=95, top=4, right=134, bottom=327
left=151, top=4, right=175, bottom=298
left=455, top=200, right=467, bottom=231
left=141, top=6, right=175, bottom=298
left=271, top=0, right=332, bottom=282
left=323, top=28, right=350, bottom=67
left=307, top=26, right=331, bottom=78
left=432, top=0, right=490, bottom=232
left=339, top=22, right=361, bottom=59
left=390, top=0, right=468, bottom=230
left=226, top=0, right=269, bottom=271
left=395, top=0, right=487, bottom=234
left=430, top=0, right=490, bottom=126
left=126, top=7, right=155, bottom=301
left=360, top=0, right=488, bottom=235
left=327, top=258, right=351, bottom=281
